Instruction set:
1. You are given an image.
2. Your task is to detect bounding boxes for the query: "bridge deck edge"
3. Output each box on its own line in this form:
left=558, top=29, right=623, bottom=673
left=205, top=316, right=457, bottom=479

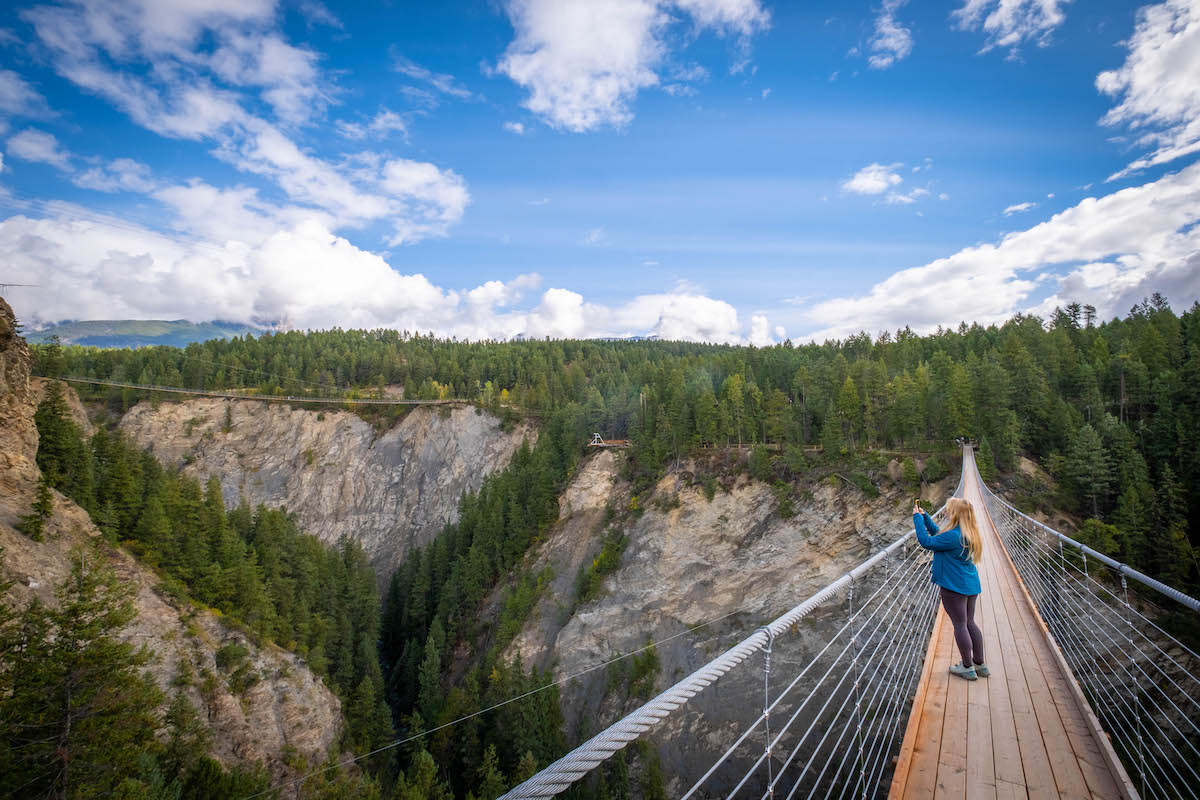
left=977, top=482, right=1139, bottom=800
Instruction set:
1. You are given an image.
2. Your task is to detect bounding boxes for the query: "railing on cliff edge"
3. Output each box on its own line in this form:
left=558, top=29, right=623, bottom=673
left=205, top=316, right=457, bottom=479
left=499, top=451, right=969, bottom=800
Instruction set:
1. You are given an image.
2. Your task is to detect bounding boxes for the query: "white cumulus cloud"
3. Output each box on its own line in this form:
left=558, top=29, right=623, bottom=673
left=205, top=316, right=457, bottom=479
left=72, top=157, right=157, bottom=192
left=841, top=162, right=932, bottom=205
left=496, top=0, right=768, bottom=132
left=0, top=210, right=777, bottom=345
left=1097, top=0, right=1200, bottom=180
left=841, top=162, right=903, bottom=195
left=803, top=160, right=1200, bottom=341
left=6, top=128, right=71, bottom=171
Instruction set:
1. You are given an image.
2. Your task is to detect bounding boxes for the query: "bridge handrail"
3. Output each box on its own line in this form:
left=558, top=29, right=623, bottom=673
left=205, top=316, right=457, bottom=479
left=500, top=452, right=967, bottom=800
left=975, top=479, right=1200, bottom=613
left=977, top=463, right=1199, bottom=798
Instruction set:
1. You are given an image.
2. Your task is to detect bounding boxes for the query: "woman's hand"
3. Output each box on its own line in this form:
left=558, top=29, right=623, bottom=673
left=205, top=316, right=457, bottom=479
left=913, top=499, right=922, bottom=515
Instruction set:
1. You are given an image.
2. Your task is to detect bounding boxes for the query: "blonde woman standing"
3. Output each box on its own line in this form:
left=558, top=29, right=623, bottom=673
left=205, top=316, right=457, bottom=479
left=914, top=497, right=988, bottom=681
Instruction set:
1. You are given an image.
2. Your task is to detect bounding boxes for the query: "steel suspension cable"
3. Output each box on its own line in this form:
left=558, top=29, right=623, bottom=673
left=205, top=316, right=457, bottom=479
left=1001, top=537, right=1200, bottom=790
left=1006, top=529, right=1200, bottom=735
left=723, top=551, right=934, bottom=800
left=501, top=466, right=965, bottom=800
left=978, top=478, right=1200, bottom=800
left=793, top=581, right=937, bottom=800
left=679, top=542, right=930, bottom=800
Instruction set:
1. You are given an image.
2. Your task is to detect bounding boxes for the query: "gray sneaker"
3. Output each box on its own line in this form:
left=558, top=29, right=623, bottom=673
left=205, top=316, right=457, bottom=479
left=973, top=662, right=990, bottom=677
left=949, top=662, right=978, bottom=681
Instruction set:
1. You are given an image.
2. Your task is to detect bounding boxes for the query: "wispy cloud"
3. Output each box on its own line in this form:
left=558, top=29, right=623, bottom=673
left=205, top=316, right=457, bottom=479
left=1002, top=200, right=1036, bottom=215
left=392, top=53, right=474, bottom=102
left=868, top=0, right=914, bottom=69
left=336, top=109, right=408, bottom=141
left=951, top=0, right=1068, bottom=58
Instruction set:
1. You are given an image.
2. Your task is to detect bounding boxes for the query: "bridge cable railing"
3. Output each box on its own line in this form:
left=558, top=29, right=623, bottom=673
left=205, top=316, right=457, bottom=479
left=978, top=478, right=1200, bottom=800
left=500, top=454, right=967, bottom=800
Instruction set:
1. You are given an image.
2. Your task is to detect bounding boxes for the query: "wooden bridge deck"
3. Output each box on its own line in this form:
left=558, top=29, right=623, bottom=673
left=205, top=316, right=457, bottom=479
left=890, top=457, right=1134, bottom=800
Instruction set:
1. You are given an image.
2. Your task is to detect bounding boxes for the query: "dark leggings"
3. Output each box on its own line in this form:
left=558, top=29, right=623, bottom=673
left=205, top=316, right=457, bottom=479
left=939, top=587, right=984, bottom=666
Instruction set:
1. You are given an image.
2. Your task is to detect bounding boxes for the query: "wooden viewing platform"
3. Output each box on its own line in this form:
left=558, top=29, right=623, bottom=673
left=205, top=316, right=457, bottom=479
left=890, top=456, right=1136, bottom=800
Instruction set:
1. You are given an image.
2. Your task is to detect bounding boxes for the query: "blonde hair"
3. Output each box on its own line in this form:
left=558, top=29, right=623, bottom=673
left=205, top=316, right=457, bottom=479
left=946, top=498, right=983, bottom=564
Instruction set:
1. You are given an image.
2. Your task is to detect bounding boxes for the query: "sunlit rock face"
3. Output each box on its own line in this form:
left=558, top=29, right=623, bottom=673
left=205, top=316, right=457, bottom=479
left=120, top=399, right=534, bottom=577
left=499, top=450, right=953, bottom=793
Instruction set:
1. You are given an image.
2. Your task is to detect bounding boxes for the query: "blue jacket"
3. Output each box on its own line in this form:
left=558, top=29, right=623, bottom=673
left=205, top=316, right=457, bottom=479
left=914, top=512, right=981, bottom=596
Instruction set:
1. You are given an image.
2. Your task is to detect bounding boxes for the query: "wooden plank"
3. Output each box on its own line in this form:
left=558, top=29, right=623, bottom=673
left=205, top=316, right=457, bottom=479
left=973, top=470, right=1135, bottom=800
left=894, top=454, right=1132, bottom=800
left=903, top=622, right=955, bottom=798
left=980, top=549, right=1025, bottom=790
left=994, top=542, right=1091, bottom=798
left=995, top=779, right=1029, bottom=800
left=969, top=485, right=1057, bottom=800
left=965, top=565, right=997, bottom=800
left=891, top=598, right=950, bottom=799
left=936, top=648, right=969, bottom=800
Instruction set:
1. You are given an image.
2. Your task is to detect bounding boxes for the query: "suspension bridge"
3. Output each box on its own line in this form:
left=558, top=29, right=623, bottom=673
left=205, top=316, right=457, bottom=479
left=503, top=445, right=1198, bottom=800
left=53, top=376, right=465, bottom=405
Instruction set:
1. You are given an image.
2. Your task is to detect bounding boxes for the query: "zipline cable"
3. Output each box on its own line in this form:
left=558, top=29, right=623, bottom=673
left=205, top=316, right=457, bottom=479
left=235, top=602, right=759, bottom=800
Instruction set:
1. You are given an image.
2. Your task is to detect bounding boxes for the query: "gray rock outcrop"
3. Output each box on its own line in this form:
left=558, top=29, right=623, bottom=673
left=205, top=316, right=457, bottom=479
left=119, top=399, right=534, bottom=577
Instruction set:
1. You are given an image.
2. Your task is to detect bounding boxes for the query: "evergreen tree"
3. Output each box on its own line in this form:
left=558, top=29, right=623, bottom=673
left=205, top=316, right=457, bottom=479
left=976, top=438, right=997, bottom=482
left=33, top=381, right=93, bottom=505
left=0, top=553, right=163, bottom=800
left=1111, top=485, right=1150, bottom=566
left=1155, top=467, right=1194, bottom=587
left=417, top=625, right=444, bottom=724
left=18, top=471, right=55, bottom=542
left=1066, top=424, right=1112, bottom=518
left=476, top=744, right=507, bottom=800
left=835, top=376, right=860, bottom=446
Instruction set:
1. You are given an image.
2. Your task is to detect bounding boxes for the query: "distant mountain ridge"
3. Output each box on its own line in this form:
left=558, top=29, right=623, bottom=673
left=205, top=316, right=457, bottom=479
left=25, top=319, right=263, bottom=348
left=29, top=319, right=662, bottom=349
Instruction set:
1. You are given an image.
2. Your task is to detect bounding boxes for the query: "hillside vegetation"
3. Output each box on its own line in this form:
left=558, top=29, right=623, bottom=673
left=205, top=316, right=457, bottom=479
left=39, top=296, right=1200, bottom=586
left=20, top=294, right=1200, bottom=798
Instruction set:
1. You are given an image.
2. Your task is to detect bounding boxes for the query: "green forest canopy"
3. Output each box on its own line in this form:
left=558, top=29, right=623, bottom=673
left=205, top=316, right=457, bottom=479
left=41, top=295, right=1200, bottom=570
left=23, top=294, right=1200, bottom=799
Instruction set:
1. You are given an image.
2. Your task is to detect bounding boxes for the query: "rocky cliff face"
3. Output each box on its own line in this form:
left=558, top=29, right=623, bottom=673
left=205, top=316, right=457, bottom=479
left=0, top=297, right=37, bottom=524
left=504, top=450, right=952, bottom=793
left=1, top=513, right=343, bottom=791
left=119, top=399, right=534, bottom=577
left=0, top=298, right=343, bottom=793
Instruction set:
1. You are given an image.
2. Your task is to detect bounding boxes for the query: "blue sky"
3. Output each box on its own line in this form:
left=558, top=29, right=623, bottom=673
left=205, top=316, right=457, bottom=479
left=1, top=0, right=1198, bottom=342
